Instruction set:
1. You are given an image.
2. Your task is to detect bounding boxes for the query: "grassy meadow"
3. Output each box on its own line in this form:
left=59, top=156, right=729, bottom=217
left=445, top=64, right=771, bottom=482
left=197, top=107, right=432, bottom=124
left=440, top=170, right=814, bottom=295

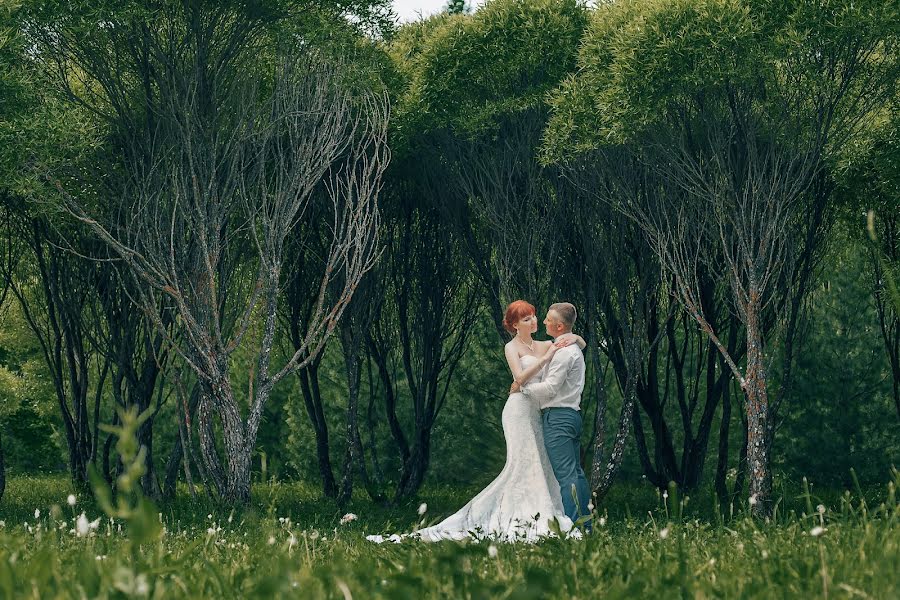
left=0, top=471, right=897, bottom=599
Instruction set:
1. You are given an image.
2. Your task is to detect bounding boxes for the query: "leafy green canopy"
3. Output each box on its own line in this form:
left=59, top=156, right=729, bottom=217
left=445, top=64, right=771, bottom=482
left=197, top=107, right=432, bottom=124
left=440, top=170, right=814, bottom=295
left=543, top=0, right=899, bottom=161
left=387, top=0, right=587, bottom=152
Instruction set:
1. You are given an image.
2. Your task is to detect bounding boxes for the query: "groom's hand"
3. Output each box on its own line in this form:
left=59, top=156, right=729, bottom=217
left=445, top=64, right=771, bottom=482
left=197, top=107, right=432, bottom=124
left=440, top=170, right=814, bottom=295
left=510, top=381, right=521, bottom=394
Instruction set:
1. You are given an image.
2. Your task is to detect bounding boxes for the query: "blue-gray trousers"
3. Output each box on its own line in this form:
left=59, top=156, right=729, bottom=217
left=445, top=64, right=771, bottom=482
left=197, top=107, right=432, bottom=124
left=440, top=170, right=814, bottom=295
left=541, top=407, right=591, bottom=527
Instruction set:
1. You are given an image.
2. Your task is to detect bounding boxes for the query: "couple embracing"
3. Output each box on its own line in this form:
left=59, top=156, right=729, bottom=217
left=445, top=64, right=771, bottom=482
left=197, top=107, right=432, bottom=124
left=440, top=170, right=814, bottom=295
left=416, top=300, right=592, bottom=543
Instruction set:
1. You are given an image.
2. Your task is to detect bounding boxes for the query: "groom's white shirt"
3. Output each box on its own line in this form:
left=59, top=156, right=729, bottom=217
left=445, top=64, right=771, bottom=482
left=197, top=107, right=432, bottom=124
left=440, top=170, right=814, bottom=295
left=521, top=343, right=585, bottom=410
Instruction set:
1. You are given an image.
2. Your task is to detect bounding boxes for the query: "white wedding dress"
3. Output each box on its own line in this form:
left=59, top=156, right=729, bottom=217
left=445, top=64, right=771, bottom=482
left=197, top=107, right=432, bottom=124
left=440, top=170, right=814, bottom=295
left=367, top=355, right=574, bottom=544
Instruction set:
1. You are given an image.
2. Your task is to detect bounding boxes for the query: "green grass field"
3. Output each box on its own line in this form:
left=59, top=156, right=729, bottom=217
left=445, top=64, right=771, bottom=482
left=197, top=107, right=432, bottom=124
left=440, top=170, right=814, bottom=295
left=0, top=472, right=897, bottom=599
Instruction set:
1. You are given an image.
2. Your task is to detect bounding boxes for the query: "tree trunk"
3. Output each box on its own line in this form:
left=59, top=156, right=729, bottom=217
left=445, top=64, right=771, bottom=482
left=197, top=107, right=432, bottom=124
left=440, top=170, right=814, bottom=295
left=731, top=416, right=749, bottom=507
left=395, top=431, right=432, bottom=502
left=714, top=378, right=732, bottom=514
left=297, top=360, right=337, bottom=498
left=337, top=322, right=362, bottom=505
left=163, top=383, right=200, bottom=499
left=593, top=374, right=638, bottom=502
left=364, top=354, right=385, bottom=487
left=197, top=388, right=227, bottom=497
left=213, top=379, right=252, bottom=504
left=588, top=337, right=610, bottom=490
left=744, top=296, right=772, bottom=518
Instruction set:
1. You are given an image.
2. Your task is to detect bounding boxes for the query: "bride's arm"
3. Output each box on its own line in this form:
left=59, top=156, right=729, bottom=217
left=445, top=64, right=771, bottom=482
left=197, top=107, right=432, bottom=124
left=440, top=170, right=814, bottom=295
left=555, top=332, right=587, bottom=351
left=504, top=344, right=557, bottom=387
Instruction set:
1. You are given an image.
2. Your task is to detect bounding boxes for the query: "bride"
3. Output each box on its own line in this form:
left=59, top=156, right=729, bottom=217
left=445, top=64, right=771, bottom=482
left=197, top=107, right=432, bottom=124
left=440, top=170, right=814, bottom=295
left=369, top=300, right=585, bottom=544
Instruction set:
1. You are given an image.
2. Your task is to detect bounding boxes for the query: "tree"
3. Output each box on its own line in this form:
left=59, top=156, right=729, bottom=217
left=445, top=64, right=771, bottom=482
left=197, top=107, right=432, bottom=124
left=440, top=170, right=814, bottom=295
left=838, top=106, right=900, bottom=419
left=545, top=0, right=899, bottom=516
left=52, top=43, right=386, bottom=502
left=364, top=171, right=481, bottom=503
left=553, top=153, right=674, bottom=501
left=387, top=0, right=587, bottom=338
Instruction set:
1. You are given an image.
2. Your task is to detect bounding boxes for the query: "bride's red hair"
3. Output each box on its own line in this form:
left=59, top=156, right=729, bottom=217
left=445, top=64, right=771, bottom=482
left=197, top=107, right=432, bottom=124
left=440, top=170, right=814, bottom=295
left=503, top=300, right=536, bottom=335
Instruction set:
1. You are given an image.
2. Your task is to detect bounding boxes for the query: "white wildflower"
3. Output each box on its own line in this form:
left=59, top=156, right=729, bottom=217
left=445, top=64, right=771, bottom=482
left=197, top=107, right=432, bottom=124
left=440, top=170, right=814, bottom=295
left=749, top=495, right=758, bottom=506
left=268, top=536, right=276, bottom=545
left=810, top=526, right=826, bottom=537
left=662, top=491, right=668, bottom=500
left=66, top=494, right=76, bottom=507
left=135, top=574, right=149, bottom=595
left=207, top=514, right=213, bottom=520
left=340, top=513, right=358, bottom=525
left=76, top=513, right=90, bottom=537
left=659, top=527, right=669, bottom=539
left=761, top=549, right=769, bottom=559
left=488, top=544, right=498, bottom=558
left=598, top=517, right=607, bottom=527
left=35, top=509, right=41, bottom=519
left=587, top=502, right=594, bottom=511
left=817, top=504, right=826, bottom=515
left=418, top=503, right=428, bottom=516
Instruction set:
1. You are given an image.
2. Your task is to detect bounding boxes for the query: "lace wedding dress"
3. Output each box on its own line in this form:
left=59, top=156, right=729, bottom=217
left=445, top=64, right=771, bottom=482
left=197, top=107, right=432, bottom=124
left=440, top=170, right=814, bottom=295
left=367, top=355, right=574, bottom=544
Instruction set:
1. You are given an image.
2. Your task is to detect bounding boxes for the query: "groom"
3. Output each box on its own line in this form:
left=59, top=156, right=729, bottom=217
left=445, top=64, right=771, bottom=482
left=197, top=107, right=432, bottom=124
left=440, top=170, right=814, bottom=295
left=511, top=302, right=591, bottom=530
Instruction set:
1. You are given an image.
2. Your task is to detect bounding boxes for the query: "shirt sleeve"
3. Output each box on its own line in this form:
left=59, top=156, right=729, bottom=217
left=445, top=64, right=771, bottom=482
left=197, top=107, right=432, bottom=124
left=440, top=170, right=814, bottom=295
left=521, top=349, right=572, bottom=403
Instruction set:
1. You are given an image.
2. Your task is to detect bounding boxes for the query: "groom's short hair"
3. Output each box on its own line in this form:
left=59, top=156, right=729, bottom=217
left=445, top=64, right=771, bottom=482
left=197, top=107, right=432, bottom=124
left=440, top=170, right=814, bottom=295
left=549, top=302, right=577, bottom=330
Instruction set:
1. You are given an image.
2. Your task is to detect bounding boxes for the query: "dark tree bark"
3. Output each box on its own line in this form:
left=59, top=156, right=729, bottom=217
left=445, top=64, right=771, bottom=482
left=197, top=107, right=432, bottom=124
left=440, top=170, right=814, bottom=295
left=335, top=272, right=386, bottom=505
left=90, top=264, right=171, bottom=498
left=555, top=155, right=671, bottom=502
left=163, top=382, right=200, bottom=499
left=1, top=213, right=102, bottom=487
left=714, top=375, right=733, bottom=514
left=377, top=177, right=480, bottom=503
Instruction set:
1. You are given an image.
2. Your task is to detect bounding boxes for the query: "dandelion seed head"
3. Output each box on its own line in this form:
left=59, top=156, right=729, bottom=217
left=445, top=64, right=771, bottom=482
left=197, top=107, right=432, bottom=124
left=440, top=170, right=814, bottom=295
left=418, top=503, right=428, bottom=516
left=488, top=544, right=498, bottom=558
left=659, top=527, right=669, bottom=539
left=810, top=526, right=825, bottom=537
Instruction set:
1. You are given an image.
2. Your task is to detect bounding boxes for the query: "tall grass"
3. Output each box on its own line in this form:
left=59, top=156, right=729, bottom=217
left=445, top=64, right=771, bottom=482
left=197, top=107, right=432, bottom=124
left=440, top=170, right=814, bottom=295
left=0, top=466, right=897, bottom=599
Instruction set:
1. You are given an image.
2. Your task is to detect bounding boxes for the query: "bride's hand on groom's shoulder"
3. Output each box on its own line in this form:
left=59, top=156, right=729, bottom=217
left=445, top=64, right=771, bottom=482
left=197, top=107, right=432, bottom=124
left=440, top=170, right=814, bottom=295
left=510, top=381, right=521, bottom=394
left=554, top=335, right=574, bottom=348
